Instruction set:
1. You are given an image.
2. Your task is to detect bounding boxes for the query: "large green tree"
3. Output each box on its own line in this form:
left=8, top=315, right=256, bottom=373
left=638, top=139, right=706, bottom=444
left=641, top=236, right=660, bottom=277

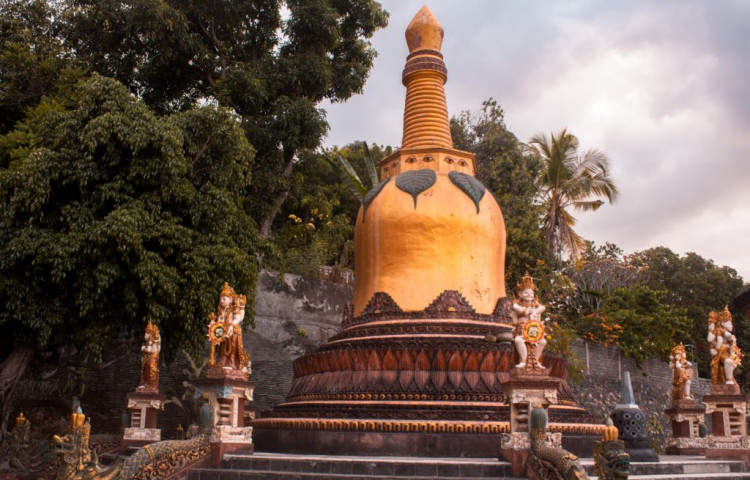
left=58, top=0, right=389, bottom=238
left=634, top=247, right=746, bottom=384
left=527, top=129, right=618, bottom=260
left=0, top=74, right=259, bottom=431
left=0, top=0, right=70, bottom=135
left=451, top=99, right=545, bottom=283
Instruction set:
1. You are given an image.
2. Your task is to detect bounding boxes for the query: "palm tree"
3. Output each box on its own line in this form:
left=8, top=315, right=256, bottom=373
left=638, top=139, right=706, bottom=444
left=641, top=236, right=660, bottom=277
left=527, top=129, right=618, bottom=260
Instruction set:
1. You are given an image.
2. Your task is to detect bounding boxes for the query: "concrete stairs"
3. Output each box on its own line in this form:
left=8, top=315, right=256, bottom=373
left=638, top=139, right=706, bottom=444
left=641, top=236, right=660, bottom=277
left=187, top=452, right=750, bottom=480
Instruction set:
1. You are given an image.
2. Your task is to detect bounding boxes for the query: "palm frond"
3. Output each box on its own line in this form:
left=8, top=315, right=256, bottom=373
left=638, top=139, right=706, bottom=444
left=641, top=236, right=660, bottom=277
left=361, top=142, right=380, bottom=187
left=572, top=199, right=605, bottom=212
left=326, top=154, right=367, bottom=200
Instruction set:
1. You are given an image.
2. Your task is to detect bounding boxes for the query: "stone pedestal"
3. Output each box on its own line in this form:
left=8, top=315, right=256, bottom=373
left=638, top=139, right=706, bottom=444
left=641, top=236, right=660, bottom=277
left=665, top=398, right=707, bottom=455
left=499, top=369, right=560, bottom=477
left=196, top=370, right=255, bottom=467
left=704, top=385, right=750, bottom=466
left=704, top=385, right=747, bottom=437
left=120, top=390, right=165, bottom=452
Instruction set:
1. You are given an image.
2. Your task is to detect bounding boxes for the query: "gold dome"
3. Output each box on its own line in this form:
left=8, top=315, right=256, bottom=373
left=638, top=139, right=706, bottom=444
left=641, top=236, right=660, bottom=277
left=353, top=5, right=507, bottom=316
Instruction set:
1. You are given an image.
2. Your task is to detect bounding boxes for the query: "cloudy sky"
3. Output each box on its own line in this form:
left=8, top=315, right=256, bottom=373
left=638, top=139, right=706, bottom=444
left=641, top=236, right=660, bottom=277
left=322, top=0, right=750, bottom=282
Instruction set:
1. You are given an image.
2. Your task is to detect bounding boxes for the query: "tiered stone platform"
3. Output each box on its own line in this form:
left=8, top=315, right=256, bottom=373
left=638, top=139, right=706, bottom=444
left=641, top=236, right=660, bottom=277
left=187, top=452, right=750, bottom=480
left=253, top=293, right=601, bottom=457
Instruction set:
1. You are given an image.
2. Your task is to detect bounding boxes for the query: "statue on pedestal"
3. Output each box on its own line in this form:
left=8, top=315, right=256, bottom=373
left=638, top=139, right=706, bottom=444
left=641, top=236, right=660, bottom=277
left=708, top=307, right=741, bottom=385
left=669, top=343, right=693, bottom=401
left=511, top=273, right=547, bottom=370
left=138, top=320, right=161, bottom=392
left=207, top=283, right=251, bottom=376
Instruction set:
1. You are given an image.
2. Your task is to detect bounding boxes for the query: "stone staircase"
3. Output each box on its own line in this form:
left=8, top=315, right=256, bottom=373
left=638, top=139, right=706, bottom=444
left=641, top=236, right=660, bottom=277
left=186, top=452, right=750, bottom=480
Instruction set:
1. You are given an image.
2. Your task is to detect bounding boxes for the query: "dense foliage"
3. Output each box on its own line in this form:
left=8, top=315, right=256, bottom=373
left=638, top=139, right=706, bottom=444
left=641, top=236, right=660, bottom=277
left=58, top=0, right=388, bottom=237
left=451, top=99, right=546, bottom=284
left=0, top=0, right=388, bottom=428
left=0, top=74, right=259, bottom=362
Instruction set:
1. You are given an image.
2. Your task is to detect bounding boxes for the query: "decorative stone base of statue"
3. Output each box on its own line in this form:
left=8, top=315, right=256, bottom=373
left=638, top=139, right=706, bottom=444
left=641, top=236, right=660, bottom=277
left=704, top=390, right=747, bottom=437
left=499, top=370, right=564, bottom=476
left=120, top=391, right=165, bottom=453
left=194, top=376, right=255, bottom=466
left=702, top=390, right=750, bottom=466
left=664, top=399, right=707, bottom=455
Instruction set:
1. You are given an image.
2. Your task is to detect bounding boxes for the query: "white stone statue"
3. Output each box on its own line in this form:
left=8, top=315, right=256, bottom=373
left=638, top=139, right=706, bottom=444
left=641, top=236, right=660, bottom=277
left=511, top=272, right=547, bottom=369
left=708, top=307, right=741, bottom=385
left=669, top=343, right=693, bottom=401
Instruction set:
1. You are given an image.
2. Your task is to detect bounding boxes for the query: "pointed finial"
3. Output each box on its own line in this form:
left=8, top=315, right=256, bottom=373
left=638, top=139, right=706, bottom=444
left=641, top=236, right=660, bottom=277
left=405, top=5, right=444, bottom=53
left=619, top=371, right=636, bottom=407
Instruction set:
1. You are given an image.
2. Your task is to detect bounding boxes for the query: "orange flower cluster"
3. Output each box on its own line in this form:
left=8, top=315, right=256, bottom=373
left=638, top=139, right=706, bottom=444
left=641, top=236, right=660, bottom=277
left=582, top=313, right=623, bottom=347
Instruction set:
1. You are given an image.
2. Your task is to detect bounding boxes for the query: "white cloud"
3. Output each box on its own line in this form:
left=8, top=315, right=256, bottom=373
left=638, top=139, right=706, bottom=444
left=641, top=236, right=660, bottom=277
left=323, top=0, right=750, bottom=281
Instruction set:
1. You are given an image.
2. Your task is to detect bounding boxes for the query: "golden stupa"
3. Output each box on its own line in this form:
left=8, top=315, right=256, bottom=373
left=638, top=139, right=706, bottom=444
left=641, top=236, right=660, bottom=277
left=354, top=5, right=507, bottom=316
left=254, top=6, right=598, bottom=457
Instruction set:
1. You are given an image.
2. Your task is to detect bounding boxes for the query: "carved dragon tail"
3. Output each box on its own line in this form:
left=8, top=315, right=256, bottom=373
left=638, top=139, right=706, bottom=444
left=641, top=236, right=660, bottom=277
left=120, top=433, right=210, bottom=480
left=528, top=407, right=589, bottom=480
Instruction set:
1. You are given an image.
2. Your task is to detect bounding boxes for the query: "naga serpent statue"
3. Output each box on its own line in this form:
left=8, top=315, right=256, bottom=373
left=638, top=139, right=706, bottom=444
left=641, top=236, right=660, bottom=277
left=53, top=408, right=211, bottom=480
left=52, top=411, right=121, bottom=480
left=526, top=406, right=589, bottom=480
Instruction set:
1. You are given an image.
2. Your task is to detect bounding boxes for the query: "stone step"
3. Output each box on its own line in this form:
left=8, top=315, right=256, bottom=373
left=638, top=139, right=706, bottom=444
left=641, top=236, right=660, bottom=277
left=191, top=470, right=525, bottom=480
left=582, top=458, right=748, bottom=476
left=216, top=453, right=517, bottom=478
left=613, top=472, right=750, bottom=479
left=187, top=452, right=749, bottom=480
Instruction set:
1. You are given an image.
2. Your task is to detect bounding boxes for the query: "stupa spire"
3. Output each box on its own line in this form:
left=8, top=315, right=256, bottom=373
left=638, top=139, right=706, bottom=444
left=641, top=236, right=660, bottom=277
left=401, top=5, right=452, bottom=150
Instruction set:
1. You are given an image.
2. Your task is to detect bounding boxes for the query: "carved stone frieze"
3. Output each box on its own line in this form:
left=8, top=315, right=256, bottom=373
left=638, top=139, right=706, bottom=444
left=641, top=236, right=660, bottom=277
left=123, top=428, right=161, bottom=442
left=493, top=297, right=513, bottom=322
left=500, top=432, right=531, bottom=450
left=342, top=290, right=514, bottom=330
left=127, top=398, right=164, bottom=410
left=209, top=426, right=253, bottom=444
left=667, top=437, right=710, bottom=450
left=704, top=400, right=748, bottom=415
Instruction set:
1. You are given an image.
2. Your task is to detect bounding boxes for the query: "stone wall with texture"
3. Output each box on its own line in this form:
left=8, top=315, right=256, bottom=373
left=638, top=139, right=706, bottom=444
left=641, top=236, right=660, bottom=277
left=568, top=338, right=712, bottom=452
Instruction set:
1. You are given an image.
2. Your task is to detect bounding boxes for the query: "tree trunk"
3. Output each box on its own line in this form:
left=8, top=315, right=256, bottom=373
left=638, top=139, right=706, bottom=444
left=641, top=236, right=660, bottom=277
left=258, top=146, right=296, bottom=239
left=0, top=346, right=33, bottom=442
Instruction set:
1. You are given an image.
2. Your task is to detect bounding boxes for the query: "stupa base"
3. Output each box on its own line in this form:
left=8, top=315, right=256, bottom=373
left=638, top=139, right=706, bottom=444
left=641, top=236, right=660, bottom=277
left=253, top=415, right=603, bottom=457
